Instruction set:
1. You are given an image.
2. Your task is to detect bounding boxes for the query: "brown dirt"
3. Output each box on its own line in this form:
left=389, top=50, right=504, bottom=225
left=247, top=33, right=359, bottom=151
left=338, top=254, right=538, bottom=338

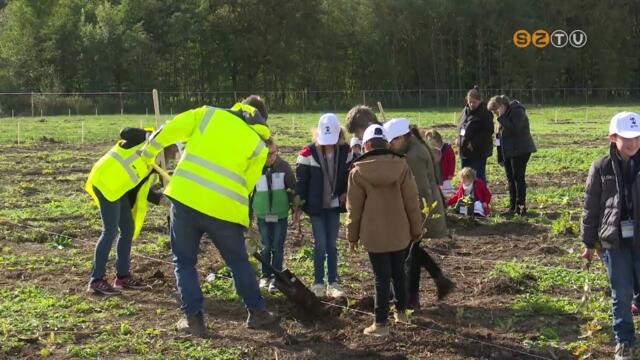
left=0, top=144, right=602, bottom=359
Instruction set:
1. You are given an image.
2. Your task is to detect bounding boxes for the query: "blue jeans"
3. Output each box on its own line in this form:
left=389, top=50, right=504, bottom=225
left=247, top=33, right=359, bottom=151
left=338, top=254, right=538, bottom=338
left=90, top=186, right=134, bottom=282
left=257, top=218, right=288, bottom=278
left=461, top=157, right=488, bottom=183
left=310, top=209, right=340, bottom=284
left=602, top=246, right=640, bottom=345
left=170, top=199, right=265, bottom=315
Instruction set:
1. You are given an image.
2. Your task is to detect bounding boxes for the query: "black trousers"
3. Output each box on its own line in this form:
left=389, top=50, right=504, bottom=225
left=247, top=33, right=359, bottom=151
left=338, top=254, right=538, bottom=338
left=368, top=248, right=408, bottom=324
left=504, top=153, right=531, bottom=208
left=406, top=242, right=443, bottom=294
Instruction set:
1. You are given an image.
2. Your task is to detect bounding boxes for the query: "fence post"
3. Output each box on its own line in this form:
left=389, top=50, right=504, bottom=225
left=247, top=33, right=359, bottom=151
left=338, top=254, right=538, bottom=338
left=362, top=90, right=366, bottom=105
left=585, top=108, right=588, bottom=122
left=81, top=121, right=84, bottom=145
left=40, top=109, right=43, bottom=118
left=17, top=120, right=20, bottom=145
left=95, top=107, right=98, bottom=117
left=68, top=108, right=71, bottom=120
left=452, top=112, right=456, bottom=125
left=555, top=108, right=558, bottom=123
left=419, top=89, right=422, bottom=108
left=11, top=109, right=14, bottom=119
left=31, top=91, right=34, bottom=117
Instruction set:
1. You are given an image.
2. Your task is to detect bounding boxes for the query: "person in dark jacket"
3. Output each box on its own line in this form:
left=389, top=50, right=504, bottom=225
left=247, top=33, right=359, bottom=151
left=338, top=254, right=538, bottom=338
left=456, top=86, right=494, bottom=183
left=487, top=95, right=537, bottom=216
left=294, top=113, right=352, bottom=299
left=581, top=111, right=640, bottom=360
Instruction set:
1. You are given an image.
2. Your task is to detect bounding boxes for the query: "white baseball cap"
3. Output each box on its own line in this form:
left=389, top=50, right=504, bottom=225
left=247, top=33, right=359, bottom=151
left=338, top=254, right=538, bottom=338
left=350, top=137, right=362, bottom=147
left=362, top=124, right=388, bottom=144
left=316, top=113, right=341, bottom=145
left=383, top=118, right=410, bottom=141
left=609, top=111, right=640, bottom=139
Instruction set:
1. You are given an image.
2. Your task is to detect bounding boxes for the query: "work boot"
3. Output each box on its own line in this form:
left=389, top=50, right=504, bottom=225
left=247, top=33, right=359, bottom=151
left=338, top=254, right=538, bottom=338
left=176, top=311, right=208, bottom=338
left=407, top=292, right=421, bottom=310
left=435, top=274, right=455, bottom=301
left=246, top=309, right=279, bottom=329
left=615, top=342, right=633, bottom=360
left=363, top=323, right=389, bottom=337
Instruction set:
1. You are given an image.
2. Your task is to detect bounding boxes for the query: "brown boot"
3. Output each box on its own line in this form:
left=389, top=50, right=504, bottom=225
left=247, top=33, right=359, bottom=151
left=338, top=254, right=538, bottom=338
left=435, top=274, right=455, bottom=300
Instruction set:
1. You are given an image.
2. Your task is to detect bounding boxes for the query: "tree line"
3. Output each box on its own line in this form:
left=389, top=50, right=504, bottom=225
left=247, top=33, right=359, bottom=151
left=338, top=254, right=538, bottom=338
left=1, top=0, right=639, bottom=110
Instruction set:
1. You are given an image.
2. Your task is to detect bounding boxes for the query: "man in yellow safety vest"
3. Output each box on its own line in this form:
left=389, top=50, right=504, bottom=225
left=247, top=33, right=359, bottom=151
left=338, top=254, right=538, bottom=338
left=138, top=95, right=278, bottom=337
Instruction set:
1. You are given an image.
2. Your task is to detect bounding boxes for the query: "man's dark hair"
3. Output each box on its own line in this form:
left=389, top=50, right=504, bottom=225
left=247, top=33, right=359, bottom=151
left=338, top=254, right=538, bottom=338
left=242, top=95, right=268, bottom=120
left=346, top=105, right=380, bottom=133
left=366, top=138, right=388, bottom=150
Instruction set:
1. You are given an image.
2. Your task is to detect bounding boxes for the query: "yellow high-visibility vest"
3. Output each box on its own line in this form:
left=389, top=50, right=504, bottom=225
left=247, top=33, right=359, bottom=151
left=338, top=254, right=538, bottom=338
left=139, top=103, right=270, bottom=227
left=85, top=141, right=156, bottom=239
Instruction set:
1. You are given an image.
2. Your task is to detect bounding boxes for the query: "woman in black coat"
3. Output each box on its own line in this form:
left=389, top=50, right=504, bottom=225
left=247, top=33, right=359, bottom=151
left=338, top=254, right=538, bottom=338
left=487, top=95, right=536, bottom=215
left=456, top=86, right=494, bottom=183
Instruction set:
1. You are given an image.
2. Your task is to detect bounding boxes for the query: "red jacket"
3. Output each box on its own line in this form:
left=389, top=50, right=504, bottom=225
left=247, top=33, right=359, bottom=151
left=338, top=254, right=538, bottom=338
left=440, top=143, right=455, bottom=181
left=447, top=178, right=492, bottom=214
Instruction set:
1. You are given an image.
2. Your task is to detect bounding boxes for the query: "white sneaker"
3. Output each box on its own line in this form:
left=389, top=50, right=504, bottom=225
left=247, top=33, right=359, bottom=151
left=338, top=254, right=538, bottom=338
left=268, top=279, right=277, bottom=293
left=310, top=283, right=325, bottom=298
left=326, top=283, right=345, bottom=298
left=259, top=278, right=269, bottom=289
left=363, top=323, right=389, bottom=337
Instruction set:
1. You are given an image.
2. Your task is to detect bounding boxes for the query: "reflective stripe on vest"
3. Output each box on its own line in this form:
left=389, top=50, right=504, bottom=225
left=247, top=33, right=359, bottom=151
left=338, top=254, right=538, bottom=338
left=182, top=153, right=247, bottom=188
left=249, top=140, right=265, bottom=160
left=107, top=150, right=139, bottom=184
left=173, top=168, right=248, bottom=205
left=148, top=138, right=162, bottom=151
left=199, top=107, right=216, bottom=133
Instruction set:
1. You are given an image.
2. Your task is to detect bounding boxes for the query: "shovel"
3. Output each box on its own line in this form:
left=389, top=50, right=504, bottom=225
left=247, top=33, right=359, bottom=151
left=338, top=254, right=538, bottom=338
left=252, top=251, right=324, bottom=316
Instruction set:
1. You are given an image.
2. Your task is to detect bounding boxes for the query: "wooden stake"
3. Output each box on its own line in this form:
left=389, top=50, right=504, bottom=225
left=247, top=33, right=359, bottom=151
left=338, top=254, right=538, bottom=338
left=377, top=102, right=386, bottom=121
left=152, top=89, right=167, bottom=184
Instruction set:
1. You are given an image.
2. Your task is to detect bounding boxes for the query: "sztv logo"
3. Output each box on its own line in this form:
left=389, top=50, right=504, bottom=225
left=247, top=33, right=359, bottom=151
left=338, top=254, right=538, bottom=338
left=513, top=29, right=587, bottom=49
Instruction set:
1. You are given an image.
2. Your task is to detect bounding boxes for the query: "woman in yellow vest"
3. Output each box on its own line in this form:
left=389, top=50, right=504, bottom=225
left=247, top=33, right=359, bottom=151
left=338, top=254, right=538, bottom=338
left=85, top=127, right=160, bottom=295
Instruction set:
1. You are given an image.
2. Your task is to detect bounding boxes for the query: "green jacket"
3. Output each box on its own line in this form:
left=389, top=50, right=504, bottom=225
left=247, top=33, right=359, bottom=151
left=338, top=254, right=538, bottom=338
left=404, top=135, right=449, bottom=238
left=251, top=156, right=296, bottom=219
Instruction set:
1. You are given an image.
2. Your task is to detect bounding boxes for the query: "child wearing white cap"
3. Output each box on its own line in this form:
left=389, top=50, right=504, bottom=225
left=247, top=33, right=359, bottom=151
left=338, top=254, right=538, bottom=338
left=581, top=111, right=640, bottom=360
left=294, top=113, right=352, bottom=298
left=383, top=118, right=454, bottom=308
left=346, top=124, right=422, bottom=336
left=350, top=137, right=363, bottom=159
